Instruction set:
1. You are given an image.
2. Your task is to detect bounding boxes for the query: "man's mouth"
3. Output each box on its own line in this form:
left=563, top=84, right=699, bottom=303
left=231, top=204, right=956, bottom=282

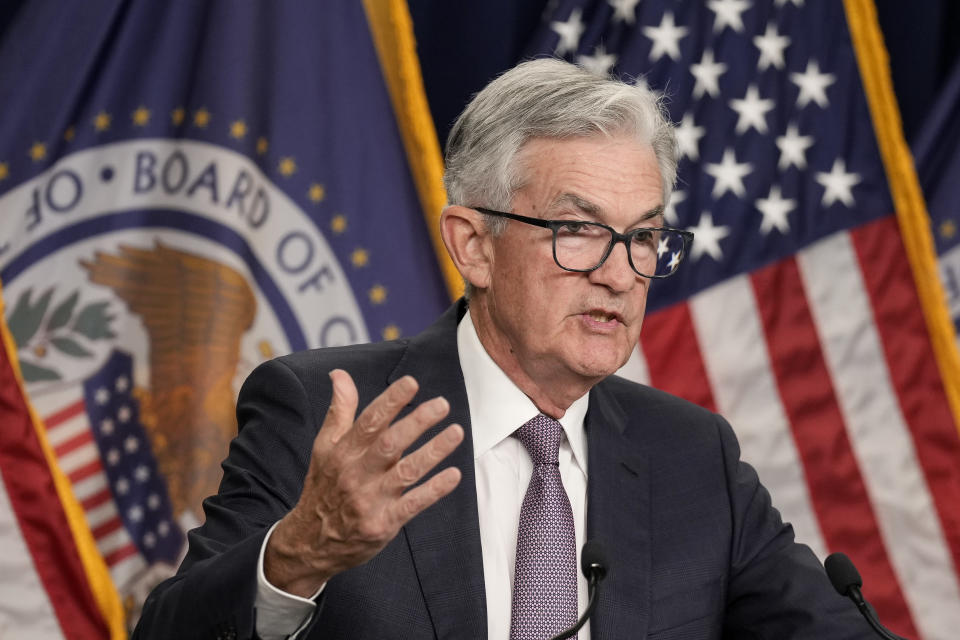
left=585, top=309, right=622, bottom=324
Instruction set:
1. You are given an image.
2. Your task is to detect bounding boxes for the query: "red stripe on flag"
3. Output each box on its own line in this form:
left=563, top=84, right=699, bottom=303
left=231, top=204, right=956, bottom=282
left=67, top=459, right=103, bottom=484
left=44, top=400, right=85, bottom=429
left=103, top=543, right=138, bottom=567
left=641, top=302, right=717, bottom=411
left=751, top=256, right=919, bottom=639
left=0, top=345, right=108, bottom=638
left=53, top=430, right=93, bottom=458
left=81, top=488, right=113, bottom=511
left=91, top=516, right=124, bottom=540
left=851, top=216, right=960, bottom=574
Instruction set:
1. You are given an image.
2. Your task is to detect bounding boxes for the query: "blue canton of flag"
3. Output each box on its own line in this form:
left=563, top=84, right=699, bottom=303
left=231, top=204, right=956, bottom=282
left=525, top=2, right=960, bottom=640
left=83, top=351, right=182, bottom=566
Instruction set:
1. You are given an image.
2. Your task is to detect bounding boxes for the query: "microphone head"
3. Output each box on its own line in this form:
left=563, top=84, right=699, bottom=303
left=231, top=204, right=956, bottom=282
left=824, top=552, right=862, bottom=596
left=581, top=540, right=608, bottom=581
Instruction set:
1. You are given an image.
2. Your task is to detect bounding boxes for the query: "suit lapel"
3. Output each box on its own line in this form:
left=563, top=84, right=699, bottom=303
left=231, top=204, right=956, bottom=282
left=389, top=302, right=488, bottom=640
left=586, top=380, right=651, bottom=640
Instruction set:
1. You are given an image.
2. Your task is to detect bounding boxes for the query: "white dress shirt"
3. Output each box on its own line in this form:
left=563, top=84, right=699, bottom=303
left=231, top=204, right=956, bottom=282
left=254, top=310, right=591, bottom=640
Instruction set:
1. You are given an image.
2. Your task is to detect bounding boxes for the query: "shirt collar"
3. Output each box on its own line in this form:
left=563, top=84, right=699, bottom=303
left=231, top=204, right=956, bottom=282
left=457, top=309, right=589, bottom=470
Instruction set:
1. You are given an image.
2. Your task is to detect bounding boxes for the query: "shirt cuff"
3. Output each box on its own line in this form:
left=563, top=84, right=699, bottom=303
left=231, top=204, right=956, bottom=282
left=254, top=521, right=325, bottom=640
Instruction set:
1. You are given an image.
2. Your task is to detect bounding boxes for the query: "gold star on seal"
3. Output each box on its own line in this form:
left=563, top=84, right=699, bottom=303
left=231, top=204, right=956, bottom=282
left=256, top=136, right=269, bottom=155
left=132, top=106, right=151, bottom=127
left=940, top=220, right=957, bottom=240
left=193, top=108, right=211, bottom=128
left=382, top=325, right=401, bottom=341
left=0, top=162, right=8, bottom=180
left=171, top=107, right=186, bottom=126
left=230, top=120, right=247, bottom=139
left=369, top=284, right=387, bottom=305
left=278, top=156, right=296, bottom=176
left=63, top=126, right=75, bottom=142
left=93, top=111, right=111, bottom=132
left=258, top=340, right=274, bottom=359
left=308, top=183, right=325, bottom=203
left=28, top=142, right=46, bottom=162
left=351, top=248, right=369, bottom=267
left=331, top=214, right=347, bottom=234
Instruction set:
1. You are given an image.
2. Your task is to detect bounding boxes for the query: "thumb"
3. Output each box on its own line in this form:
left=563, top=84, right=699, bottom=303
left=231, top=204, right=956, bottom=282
left=322, top=369, right=358, bottom=445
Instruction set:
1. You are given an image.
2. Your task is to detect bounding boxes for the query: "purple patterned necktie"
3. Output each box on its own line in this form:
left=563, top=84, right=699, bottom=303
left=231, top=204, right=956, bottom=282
left=510, top=413, right=578, bottom=640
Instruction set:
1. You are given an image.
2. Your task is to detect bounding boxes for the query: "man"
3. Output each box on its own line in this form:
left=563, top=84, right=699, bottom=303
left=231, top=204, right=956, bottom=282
left=135, top=59, right=870, bottom=639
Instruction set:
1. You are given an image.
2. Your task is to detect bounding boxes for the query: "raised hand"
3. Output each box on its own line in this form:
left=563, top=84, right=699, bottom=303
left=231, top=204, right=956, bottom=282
left=264, top=369, right=464, bottom=597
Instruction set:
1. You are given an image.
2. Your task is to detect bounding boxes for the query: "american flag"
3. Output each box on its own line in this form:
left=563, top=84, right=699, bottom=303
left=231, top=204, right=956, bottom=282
left=527, top=1, right=960, bottom=638
left=40, top=351, right=182, bottom=589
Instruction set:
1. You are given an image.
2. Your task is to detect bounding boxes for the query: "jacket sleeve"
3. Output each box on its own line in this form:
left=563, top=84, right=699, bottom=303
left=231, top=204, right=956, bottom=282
left=133, top=357, right=326, bottom=640
left=715, top=413, right=874, bottom=639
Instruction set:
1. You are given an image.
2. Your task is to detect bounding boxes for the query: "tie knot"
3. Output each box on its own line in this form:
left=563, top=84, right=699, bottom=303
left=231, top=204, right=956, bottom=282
left=513, top=413, right=563, bottom=465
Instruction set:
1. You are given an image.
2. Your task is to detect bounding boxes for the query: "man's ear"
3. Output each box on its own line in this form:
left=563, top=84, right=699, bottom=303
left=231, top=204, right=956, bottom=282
left=440, top=205, right=493, bottom=291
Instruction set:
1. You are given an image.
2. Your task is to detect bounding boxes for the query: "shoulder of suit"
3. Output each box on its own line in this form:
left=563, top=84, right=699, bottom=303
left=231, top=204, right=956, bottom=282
left=274, top=338, right=412, bottom=380
left=601, top=374, right=721, bottom=427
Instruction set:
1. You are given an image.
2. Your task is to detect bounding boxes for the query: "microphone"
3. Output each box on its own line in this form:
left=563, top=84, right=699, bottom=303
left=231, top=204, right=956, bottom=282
left=823, top=552, right=909, bottom=640
left=547, top=541, right=608, bottom=640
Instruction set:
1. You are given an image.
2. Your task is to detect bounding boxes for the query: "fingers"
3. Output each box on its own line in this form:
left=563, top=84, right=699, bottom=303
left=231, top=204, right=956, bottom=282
left=368, top=396, right=450, bottom=468
left=347, top=375, right=420, bottom=449
left=389, top=423, right=463, bottom=488
left=390, top=465, right=462, bottom=526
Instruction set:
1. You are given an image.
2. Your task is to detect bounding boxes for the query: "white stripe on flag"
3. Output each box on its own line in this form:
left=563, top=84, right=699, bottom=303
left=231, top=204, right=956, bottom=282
left=44, top=410, right=89, bottom=447
left=56, top=442, right=99, bottom=475
left=85, top=501, right=119, bottom=530
left=798, top=232, right=960, bottom=638
left=72, top=474, right=108, bottom=502
left=615, top=343, right=650, bottom=385
left=689, top=275, right=828, bottom=560
left=97, top=527, right=133, bottom=557
left=0, top=468, right=66, bottom=639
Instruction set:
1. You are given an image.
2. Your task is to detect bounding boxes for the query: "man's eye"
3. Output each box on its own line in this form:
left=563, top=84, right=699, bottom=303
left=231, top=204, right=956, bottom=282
left=560, top=222, right=585, bottom=233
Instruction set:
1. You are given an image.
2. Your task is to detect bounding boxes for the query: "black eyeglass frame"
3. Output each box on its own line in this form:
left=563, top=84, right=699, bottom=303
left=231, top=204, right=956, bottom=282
left=474, top=207, right=694, bottom=279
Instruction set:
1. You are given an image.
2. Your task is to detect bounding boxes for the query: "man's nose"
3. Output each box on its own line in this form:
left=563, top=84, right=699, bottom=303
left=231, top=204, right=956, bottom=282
left=587, top=240, right=638, bottom=292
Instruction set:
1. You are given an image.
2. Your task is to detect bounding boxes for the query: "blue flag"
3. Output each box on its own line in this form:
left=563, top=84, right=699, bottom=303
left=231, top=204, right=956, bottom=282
left=0, top=1, right=448, bottom=631
left=914, top=57, right=960, bottom=336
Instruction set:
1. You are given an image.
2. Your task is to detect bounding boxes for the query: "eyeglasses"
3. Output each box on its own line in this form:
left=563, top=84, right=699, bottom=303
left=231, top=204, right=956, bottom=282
left=474, top=207, right=694, bottom=278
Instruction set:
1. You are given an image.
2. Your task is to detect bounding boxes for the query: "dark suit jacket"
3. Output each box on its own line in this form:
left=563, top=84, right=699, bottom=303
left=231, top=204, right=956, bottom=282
left=134, top=300, right=871, bottom=639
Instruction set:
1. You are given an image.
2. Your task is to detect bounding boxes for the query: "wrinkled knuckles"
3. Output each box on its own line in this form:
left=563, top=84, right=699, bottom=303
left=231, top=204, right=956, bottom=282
left=395, top=455, right=420, bottom=486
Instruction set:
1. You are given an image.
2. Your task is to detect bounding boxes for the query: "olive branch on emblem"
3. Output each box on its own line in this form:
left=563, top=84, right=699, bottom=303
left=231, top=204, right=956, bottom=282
left=5, top=287, right=116, bottom=382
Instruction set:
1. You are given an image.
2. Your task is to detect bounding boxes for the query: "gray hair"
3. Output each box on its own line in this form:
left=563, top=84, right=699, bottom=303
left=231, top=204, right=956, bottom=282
left=443, top=57, right=678, bottom=229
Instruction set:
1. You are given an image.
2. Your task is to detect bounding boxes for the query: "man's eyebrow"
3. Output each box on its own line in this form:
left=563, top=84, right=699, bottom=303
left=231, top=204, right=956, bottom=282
left=553, top=194, right=665, bottom=221
left=551, top=193, right=601, bottom=215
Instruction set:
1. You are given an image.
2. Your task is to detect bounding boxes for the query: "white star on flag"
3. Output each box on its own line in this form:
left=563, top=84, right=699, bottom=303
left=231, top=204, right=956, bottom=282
left=707, top=0, right=752, bottom=33
left=551, top=8, right=585, bottom=56
left=729, top=84, right=775, bottom=134
left=608, top=0, right=640, bottom=24
left=756, top=184, right=796, bottom=234
left=95, top=387, right=109, bottom=405
left=775, top=123, right=815, bottom=170
left=791, top=59, right=836, bottom=108
left=753, top=23, right=790, bottom=70
left=667, top=251, right=682, bottom=271
left=775, top=0, right=804, bottom=6
left=643, top=12, right=688, bottom=62
left=687, top=212, right=731, bottom=261
left=816, top=158, right=861, bottom=207
left=100, top=418, right=115, bottom=435
left=690, top=49, right=727, bottom=98
left=665, top=189, right=687, bottom=225
left=705, top=148, right=753, bottom=199
left=115, top=375, right=130, bottom=392
left=657, top=236, right=670, bottom=258
left=675, top=114, right=705, bottom=160
left=578, top=44, right=618, bottom=75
